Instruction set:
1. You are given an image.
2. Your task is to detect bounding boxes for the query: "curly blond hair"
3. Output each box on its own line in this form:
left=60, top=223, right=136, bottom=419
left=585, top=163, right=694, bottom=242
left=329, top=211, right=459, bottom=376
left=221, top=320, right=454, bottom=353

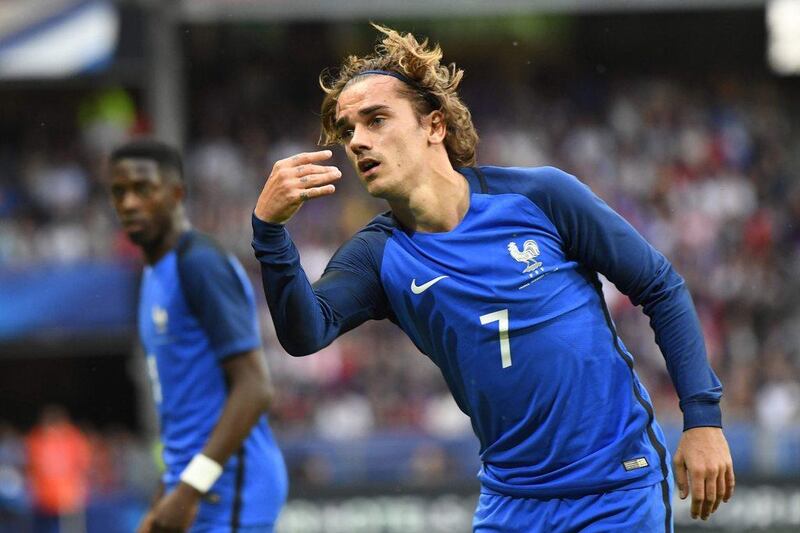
left=319, top=24, right=478, bottom=168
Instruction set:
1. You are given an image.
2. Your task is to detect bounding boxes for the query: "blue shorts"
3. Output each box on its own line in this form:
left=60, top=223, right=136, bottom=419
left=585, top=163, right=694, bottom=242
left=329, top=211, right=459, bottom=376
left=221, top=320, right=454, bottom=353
left=191, top=522, right=274, bottom=533
left=473, top=479, right=673, bottom=533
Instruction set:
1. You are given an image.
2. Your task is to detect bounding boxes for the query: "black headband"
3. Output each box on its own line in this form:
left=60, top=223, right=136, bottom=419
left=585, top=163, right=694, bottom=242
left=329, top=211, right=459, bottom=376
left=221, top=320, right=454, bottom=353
left=356, top=69, right=440, bottom=110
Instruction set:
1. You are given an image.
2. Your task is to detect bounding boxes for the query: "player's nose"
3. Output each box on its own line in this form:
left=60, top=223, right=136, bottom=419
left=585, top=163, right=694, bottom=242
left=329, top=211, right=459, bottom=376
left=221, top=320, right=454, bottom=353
left=118, top=190, right=143, bottom=213
left=349, top=124, right=371, bottom=154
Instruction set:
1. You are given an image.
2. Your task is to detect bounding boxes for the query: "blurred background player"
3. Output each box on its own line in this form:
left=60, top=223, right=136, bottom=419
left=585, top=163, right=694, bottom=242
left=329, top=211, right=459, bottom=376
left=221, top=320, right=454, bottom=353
left=252, top=25, right=733, bottom=531
left=109, top=140, right=287, bottom=533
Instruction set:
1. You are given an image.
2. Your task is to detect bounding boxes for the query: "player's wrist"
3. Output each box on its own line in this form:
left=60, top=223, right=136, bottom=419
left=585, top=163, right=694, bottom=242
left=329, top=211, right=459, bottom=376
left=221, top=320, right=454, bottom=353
left=176, top=480, right=203, bottom=499
left=253, top=206, right=282, bottom=225
left=179, top=453, right=222, bottom=494
left=252, top=211, right=288, bottom=232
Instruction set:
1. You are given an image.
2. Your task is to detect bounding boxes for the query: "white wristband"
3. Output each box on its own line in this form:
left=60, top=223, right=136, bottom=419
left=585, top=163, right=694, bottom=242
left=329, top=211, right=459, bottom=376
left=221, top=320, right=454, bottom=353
left=180, top=454, right=223, bottom=493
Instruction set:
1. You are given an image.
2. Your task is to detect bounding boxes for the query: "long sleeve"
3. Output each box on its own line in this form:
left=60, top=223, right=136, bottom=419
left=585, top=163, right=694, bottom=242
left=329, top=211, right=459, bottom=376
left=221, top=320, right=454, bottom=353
left=520, top=167, right=723, bottom=430
left=251, top=213, right=391, bottom=356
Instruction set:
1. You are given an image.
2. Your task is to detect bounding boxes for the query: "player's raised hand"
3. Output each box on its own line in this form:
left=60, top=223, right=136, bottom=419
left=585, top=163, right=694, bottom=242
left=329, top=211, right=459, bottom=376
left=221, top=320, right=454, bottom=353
left=673, top=426, right=734, bottom=521
left=255, top=150, right=342, bottom=225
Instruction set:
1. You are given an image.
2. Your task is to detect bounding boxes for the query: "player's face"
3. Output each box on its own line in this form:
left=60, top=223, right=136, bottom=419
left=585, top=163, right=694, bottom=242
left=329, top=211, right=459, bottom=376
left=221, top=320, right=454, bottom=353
left=109, top=158, right=180, bottom=248
left=335, top=76, right=431, bottom=200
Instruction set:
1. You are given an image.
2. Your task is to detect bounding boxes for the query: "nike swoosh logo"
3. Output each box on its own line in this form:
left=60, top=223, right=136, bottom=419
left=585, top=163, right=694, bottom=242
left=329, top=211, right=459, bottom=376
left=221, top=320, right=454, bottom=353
left=411, top=275, right=449, bottom=294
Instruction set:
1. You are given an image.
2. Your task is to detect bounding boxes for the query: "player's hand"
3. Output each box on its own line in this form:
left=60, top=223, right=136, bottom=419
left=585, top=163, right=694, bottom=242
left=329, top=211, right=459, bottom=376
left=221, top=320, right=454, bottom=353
left=145, top=483, right=201, bottom=533
left=255, top=150, right=342, bottom=224
left=136, top=510, right=156, bottom=533
left=673, top=426, right=734, bottom=521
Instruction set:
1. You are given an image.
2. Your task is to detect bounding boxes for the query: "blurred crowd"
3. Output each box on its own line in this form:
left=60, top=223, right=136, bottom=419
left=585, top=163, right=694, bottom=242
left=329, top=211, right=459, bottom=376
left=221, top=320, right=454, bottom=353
left=2, top=72, right=800, bottom=465
left=0, top=407, right=154, bottom=532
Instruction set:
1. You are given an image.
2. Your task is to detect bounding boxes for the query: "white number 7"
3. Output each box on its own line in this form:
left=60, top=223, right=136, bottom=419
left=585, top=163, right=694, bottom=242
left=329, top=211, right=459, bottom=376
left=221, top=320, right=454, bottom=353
left=480, top=309, right=512, bottom=368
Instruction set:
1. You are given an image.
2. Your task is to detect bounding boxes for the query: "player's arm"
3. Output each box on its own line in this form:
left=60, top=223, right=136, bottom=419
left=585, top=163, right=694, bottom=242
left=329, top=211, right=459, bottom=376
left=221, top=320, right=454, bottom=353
left=252, top=151, right=390, bottom=356
left=136, top=482, right=164, bottom=533
left=147, top=350, right=273, bottom=533
left=203, top=349, right=274, bottom=461
left=145, top=241, right=275, bottom=533
left=530, top=167, right=733, bottom=520
left=252, top=217, right=389, bottom=356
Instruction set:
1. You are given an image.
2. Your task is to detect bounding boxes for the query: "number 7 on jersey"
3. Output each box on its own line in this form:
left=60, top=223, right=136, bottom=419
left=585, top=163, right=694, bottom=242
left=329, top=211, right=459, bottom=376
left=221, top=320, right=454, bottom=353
left=480, top=309, right=512, bottom=368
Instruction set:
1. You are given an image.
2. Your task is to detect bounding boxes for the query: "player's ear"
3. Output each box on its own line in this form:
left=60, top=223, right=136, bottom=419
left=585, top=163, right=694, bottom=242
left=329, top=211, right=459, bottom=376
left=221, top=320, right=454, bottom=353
left=162, top=172, right=185, bottom=203
left=171, top=180, right=186, bottom=203
left=426, top=110, right=447, bottom=145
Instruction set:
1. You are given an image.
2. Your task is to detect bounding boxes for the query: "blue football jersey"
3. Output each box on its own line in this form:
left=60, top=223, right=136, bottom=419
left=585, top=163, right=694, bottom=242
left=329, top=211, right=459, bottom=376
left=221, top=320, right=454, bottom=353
left=252, top=166, right=722, bottom=500
left=139, top=231, right=287, bottom=527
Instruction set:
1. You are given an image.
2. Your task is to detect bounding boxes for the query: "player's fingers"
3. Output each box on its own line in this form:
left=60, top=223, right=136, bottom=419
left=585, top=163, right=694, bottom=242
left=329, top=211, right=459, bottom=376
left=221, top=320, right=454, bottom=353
left=282, top=150, right=333, bottom=168
left=294, top=164, right=340, bottom=178
left=712, top=468, right=725, bottom=514
left=690, top=469, right=705, bottom=519
left=269, top=151, right=333, bottom=183
left=673, top=456, right=688, bottom=499
left=723, top=463, right=735, bottom=502
left=149, top=524, right=171, bottom=533
left=151, top=525, right=183, bottom=533
left=298, top=184, right=336, bottom=202
left=701, top=470, right=717, bottom=519
left=298, top=167, right=342, bottom=188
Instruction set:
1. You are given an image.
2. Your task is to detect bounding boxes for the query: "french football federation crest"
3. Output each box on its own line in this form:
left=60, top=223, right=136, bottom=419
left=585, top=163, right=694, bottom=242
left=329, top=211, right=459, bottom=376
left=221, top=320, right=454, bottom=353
left=152, top=305, right=168, bottom=334
left=507, top=240, right=542, bottom=273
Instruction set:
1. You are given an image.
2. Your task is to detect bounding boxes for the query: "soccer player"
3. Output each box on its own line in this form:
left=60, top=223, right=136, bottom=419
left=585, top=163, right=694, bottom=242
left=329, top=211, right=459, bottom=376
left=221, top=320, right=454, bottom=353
left=109, top=140, right=287, bottom=533
left=251, top=25, right=733, bottom=531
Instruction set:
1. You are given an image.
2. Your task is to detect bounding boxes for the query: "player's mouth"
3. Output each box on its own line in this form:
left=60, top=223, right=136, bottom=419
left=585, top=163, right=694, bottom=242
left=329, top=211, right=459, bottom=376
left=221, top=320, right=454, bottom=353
left=357, top=158, right=381, bottom=179
left=120, top=217, right=147, bottom=234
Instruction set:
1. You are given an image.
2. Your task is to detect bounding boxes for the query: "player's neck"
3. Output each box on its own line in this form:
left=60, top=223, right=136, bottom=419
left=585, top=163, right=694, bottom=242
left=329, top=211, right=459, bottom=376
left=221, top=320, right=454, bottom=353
left=389, top=167, right=469, bottom=233
left=143, top=214, right=191, bottom=265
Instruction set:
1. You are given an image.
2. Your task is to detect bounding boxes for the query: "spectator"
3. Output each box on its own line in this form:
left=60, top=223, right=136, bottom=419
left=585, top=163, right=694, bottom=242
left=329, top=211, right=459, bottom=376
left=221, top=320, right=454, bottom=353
left=25, top=406, right=90, bottom=533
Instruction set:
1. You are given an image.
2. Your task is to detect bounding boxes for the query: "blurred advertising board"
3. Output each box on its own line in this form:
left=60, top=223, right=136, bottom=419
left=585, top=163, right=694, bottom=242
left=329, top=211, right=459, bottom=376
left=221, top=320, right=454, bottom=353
left=277, top=479, right=800, bottom=533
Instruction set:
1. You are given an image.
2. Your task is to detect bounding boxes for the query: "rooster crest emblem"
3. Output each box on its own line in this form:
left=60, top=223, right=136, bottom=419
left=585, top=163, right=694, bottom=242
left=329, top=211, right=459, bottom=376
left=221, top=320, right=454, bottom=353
left=507, top=240, right=542, bottom=273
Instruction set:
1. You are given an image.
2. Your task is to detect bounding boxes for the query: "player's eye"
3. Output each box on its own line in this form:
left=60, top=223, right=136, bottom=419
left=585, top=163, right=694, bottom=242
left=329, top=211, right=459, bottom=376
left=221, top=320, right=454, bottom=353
left=339, top=128, right=354, bottom=142
left=134, top=182, right=154, bottom=197
left=369, top=116, right=385, bottom=127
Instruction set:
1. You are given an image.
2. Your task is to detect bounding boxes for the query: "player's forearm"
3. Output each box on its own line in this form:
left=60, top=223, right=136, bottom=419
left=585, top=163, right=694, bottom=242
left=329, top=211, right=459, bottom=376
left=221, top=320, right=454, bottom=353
left=199, top=357, right=273, bottom=465
left=151, top=481, right=165, bottom=506
left=251, top=214, right=343, bottom=355
left=638, top=267, right=723, bottom=429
